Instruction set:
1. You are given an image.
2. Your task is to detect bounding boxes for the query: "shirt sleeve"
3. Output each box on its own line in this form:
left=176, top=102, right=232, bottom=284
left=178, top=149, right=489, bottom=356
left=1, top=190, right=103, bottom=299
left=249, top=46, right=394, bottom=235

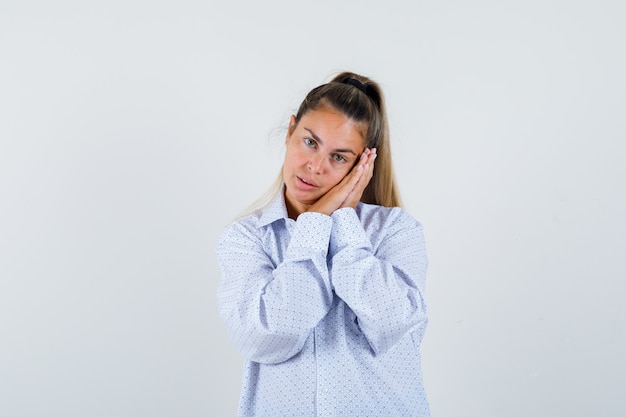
left=329, top=207, right=429, bottom=356
left=216, top=212, right=334, bottom=364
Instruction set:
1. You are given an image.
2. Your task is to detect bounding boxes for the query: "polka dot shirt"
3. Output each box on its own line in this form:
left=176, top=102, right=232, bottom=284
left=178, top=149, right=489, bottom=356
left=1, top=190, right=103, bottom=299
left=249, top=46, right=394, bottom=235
left=217, top=190, right=430, bottom=416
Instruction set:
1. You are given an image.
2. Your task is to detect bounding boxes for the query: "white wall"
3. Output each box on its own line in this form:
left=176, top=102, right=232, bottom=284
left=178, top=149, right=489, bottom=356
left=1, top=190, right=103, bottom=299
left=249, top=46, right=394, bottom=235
left=1, top=1, right=624, bottom=416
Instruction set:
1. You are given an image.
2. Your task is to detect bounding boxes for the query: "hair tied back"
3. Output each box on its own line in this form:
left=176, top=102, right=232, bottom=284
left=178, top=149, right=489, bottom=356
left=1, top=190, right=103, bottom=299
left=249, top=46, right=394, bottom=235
left=345, top=78, right=368, bottom=94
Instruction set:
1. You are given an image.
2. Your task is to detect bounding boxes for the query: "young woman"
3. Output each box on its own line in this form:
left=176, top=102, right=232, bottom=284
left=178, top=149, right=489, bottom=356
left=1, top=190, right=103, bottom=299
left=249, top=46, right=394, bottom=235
left=216, top=72, right=430, bottom=416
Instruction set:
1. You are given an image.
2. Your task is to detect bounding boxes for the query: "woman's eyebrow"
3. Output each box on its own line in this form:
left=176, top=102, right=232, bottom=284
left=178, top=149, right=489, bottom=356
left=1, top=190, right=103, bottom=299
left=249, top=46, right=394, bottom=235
left=303, top=127, right=323, bottom=144
left=303, top=127, right=357, bottom=155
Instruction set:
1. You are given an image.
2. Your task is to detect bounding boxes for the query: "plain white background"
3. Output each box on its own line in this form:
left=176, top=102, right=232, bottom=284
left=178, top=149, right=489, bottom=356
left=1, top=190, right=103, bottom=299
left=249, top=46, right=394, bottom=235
left=1, top=1, right=625, bottom=416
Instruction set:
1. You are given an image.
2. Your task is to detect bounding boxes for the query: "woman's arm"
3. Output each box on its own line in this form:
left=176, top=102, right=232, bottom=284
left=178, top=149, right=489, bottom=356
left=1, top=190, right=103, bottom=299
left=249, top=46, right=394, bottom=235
left=329, top=207, right=428, bottom=356
left=216, top=212, right=334, bottom=364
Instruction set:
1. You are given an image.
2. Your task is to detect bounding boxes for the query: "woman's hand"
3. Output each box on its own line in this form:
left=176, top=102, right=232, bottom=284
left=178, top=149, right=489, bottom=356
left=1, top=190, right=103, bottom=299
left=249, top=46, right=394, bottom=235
left=306, top=148, right=377, bottom=216
left=340, top=148, right=376, bottom=209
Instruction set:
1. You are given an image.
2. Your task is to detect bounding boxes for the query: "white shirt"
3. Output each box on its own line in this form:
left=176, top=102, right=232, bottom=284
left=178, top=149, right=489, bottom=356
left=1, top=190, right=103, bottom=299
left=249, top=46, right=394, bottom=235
left=216, top=189, right=430, bottom=416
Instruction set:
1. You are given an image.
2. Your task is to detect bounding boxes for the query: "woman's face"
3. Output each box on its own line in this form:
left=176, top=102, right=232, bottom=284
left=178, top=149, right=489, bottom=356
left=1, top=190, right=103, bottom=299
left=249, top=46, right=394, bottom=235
left=283, top=106, right=365, bottom=217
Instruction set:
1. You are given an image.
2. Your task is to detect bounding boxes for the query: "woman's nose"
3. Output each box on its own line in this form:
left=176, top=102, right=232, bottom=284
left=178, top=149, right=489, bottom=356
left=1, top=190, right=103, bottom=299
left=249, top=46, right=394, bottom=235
left=308, top=154, right=325, bottom=173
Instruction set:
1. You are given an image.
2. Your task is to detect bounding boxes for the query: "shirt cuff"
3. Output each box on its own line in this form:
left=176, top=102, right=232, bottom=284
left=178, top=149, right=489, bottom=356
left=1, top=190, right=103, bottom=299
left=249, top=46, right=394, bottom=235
left=286, top=211, right=333, bottom=255
left=330, top=207, right=371, bottom=253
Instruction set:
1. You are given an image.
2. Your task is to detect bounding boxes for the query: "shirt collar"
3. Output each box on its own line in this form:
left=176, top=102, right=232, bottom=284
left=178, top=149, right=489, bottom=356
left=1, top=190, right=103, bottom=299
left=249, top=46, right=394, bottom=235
left=258, top=184, right=290, bottom=227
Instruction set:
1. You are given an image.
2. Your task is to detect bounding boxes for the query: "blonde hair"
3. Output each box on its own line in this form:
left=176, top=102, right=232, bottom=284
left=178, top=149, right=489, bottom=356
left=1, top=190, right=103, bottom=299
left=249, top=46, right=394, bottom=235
left=245, top=71, right=402, bottom=215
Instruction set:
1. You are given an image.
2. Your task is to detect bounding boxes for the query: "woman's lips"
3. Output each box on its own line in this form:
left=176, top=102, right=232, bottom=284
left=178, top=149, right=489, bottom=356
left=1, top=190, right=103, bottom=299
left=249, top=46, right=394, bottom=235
left=297, top=176, right=317, bottom=190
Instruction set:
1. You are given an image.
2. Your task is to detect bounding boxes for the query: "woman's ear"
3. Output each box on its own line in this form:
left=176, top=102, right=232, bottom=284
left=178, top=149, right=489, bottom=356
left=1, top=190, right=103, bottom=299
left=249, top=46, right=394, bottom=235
left=285, top=115, right=297, bottom=144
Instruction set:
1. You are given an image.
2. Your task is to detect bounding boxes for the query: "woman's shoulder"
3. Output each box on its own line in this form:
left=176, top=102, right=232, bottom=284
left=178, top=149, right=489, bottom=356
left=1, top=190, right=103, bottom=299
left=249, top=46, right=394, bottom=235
left=219, top=197, right=290, bottom=243
left=356, top=203, right=422, bottom=229
left=218, top=209, right=267, bottom=244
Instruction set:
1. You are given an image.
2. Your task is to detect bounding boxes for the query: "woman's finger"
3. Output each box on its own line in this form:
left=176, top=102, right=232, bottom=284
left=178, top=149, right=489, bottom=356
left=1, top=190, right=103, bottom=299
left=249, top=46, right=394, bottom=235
left=341, top=148, right=376, bottom=208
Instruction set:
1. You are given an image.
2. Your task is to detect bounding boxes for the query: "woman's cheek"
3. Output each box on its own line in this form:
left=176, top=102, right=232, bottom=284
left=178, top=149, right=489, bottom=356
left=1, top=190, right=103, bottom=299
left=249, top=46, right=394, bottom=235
left=341, top=165, right=353, bottom=179
left=333, top=168, right=351, bottom=185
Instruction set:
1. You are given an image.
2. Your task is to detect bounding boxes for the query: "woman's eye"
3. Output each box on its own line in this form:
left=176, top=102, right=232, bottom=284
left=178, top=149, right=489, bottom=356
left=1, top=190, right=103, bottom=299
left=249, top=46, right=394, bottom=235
left=333, top=154, right=346, bottom=163
left=304, top=138, right=316, bottom=147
